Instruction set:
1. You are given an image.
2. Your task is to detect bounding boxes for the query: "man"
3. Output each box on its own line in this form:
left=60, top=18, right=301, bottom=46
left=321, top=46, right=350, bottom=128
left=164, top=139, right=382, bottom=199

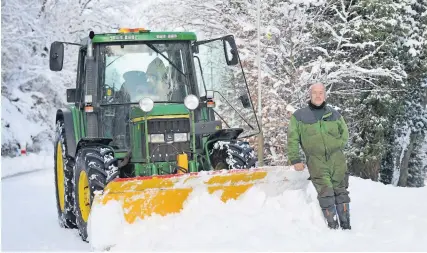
left=120, top=70, right=154, bottom=102
left=287, top=82, right=351, bottom=230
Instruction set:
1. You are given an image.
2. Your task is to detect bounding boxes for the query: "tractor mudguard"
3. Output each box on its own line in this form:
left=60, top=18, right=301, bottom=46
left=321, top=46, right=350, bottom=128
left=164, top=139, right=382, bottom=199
left=76, top=138, right=113, bottom=152
left=205, top=128, right=244, bottom=150
left=207, top=128, right=243, bottom=141
left=56, top=108, right=77, bottom=157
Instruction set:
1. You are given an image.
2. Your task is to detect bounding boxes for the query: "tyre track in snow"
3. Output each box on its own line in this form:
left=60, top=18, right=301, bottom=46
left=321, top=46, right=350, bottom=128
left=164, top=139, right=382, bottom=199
left=1, top=168, right=46, bottom=180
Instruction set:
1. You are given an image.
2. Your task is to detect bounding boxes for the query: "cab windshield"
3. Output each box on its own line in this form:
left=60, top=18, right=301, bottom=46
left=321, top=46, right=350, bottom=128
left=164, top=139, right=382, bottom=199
left=100, top=42, right=192, bottom=104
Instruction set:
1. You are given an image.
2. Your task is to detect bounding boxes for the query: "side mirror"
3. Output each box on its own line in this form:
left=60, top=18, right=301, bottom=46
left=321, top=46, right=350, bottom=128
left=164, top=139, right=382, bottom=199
left=66, top=88, right=78, bottom=103
left=223, top=35, right=238, bottom=66
left=239, top=94, right=251, bottom=108
left=50, top=41, right=64, bottom=71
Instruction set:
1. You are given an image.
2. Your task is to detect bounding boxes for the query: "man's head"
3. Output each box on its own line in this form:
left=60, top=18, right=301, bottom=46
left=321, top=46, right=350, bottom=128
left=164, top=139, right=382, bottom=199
left=309, top=82, right=326, bottom=106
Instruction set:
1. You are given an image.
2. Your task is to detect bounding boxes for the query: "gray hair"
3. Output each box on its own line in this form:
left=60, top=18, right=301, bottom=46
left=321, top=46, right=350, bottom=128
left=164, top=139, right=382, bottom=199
left=308, top=82, right=327, bottom=97
left=308, top=82, right=326, bottom=93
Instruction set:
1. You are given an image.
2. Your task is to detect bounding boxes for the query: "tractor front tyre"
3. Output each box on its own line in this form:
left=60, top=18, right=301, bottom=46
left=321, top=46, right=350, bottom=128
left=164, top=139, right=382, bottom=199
left=209, top=140, right=258, bottom=170
left=73, top=145, right=119, bottom=242
left=54, top=119, right=77, bottom=228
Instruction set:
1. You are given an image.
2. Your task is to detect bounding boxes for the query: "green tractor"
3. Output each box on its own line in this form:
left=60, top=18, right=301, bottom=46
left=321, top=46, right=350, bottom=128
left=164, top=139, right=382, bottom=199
left=50, top=28, right=262, bottom=242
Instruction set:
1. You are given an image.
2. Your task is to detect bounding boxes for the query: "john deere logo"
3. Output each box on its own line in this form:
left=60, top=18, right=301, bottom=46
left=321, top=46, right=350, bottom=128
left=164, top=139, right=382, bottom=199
left=166, top=133, right=173, bottom=141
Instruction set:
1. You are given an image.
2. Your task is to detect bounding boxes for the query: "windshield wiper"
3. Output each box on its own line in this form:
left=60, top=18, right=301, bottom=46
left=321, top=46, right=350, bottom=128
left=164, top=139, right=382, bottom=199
left=106, top=54, right=125, bottom=68
left=145, top=43, right=186, bottom=77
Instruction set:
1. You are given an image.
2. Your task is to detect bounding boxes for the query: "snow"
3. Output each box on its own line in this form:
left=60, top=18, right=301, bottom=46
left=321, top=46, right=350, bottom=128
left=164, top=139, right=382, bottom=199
left=396, top=123, right=412, bottom=183
left=1, top=155, right=89, bottom=251
left=2, top=152, right=427, bottom=251
left=88, top=167, right=427, bottom=251
left=1, top=151, right=53, bottom=179
left=1, top=92, right=56, bottom=153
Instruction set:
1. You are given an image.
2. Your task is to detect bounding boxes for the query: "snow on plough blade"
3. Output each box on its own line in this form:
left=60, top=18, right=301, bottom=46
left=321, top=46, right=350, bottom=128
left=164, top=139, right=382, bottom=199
left=92, top=168, right=272, bottom=224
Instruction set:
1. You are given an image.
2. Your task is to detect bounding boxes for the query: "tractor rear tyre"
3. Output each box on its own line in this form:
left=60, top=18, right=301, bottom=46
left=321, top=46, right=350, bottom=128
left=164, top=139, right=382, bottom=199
left=73, top=145, right=119, bottom=241
left=54, top=119, right=77, bottom=228
left=210, top=140, right=257, bottom=170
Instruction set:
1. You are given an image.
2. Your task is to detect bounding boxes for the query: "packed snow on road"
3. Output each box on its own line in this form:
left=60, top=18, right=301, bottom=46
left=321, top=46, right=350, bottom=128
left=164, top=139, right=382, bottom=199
left=2, top=154, right=426, bottom=251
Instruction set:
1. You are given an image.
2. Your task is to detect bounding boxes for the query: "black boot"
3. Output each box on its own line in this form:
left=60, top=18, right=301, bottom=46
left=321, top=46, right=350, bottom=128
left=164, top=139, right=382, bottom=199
left=336, top=203, right=351, bottom=230
left=322, top=206, right=339, bottom=229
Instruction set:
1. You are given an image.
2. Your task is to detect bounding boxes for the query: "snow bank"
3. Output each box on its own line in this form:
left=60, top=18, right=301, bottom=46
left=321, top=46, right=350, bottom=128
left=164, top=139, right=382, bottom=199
left=1, top=151, right=53, bottom=178
left=88, top=168, right=427, bottom=252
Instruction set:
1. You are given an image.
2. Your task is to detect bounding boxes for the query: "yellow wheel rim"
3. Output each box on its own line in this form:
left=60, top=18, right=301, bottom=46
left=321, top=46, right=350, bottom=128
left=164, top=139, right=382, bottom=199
left=78, top=170, right=91, bottom=222
left=56, top=142, right=65, bottom=212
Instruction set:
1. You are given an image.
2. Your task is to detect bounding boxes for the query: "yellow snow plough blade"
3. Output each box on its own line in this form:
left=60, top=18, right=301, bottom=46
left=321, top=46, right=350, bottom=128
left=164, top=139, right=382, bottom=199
left=93, top=169, right=268, bottom=224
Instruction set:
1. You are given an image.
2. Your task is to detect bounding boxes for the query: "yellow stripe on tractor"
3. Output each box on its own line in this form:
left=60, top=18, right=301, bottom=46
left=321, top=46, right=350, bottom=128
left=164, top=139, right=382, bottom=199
left=93, top=169, right=268, bottom=224
left=131, top=114, right=190, bottom=123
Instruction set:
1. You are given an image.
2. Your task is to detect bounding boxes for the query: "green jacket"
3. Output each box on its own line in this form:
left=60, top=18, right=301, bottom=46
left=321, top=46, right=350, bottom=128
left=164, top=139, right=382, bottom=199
left=287, top=105, right=349, bottom=165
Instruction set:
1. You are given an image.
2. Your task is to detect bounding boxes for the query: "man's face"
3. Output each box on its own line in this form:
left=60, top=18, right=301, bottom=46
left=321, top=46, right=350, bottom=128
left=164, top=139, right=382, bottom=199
left=310, top=84, right=325, bottom=106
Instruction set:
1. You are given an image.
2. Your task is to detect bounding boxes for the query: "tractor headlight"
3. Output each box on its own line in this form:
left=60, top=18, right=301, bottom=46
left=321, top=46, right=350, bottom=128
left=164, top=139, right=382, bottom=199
left=184, top=94, right=199, bottom=111
left=149, top=134, right=164, bottom=143
left=174, top=133, right=189, bottom=142
left=139, top=97, right=154, bottom=112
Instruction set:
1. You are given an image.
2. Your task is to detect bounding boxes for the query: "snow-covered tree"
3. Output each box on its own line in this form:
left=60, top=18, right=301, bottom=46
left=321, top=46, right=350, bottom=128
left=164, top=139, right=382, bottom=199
left=379, top=0, right=427, bottom=187
left=1, top=0, right=142, bottom=155
left=2, top=0, right=68, bottom=155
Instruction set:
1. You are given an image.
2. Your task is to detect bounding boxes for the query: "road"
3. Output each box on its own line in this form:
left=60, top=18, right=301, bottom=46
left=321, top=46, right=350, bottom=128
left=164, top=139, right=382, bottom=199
left=1, top=168, right=90, bottom=251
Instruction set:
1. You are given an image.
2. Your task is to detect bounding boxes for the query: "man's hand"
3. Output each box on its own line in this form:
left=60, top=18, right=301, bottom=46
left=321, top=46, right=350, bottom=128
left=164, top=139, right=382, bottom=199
left=293, top=162, right=305, bottom=171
